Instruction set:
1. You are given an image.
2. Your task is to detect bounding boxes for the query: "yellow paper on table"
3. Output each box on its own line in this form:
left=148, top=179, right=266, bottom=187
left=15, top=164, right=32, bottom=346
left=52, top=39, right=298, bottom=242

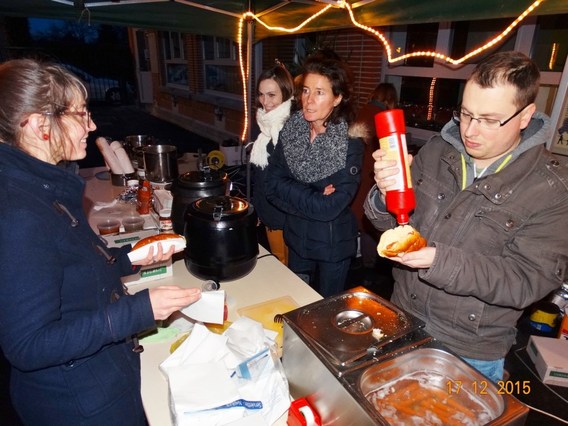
left=237, top=296, right=299, bottom=351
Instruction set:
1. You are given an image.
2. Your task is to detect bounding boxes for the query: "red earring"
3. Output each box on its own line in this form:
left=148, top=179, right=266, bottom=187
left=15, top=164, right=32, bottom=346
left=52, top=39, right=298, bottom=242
left=42, top=134, right=49, bottom=140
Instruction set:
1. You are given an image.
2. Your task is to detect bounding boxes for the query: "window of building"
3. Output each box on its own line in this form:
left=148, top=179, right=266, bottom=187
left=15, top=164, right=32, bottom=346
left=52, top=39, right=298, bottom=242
left=384, top=16, right=565, bottom=138
left=160, top=31, right=188, bottom=88
left=531, top=13, right=567, bottom=72
left=450, top=19, right=517, bottom=64
left=398, top=76, right=463, bottom=132
left=404, top=23, right=439, bottom=67
left=202, top=36, right=242, bottom=97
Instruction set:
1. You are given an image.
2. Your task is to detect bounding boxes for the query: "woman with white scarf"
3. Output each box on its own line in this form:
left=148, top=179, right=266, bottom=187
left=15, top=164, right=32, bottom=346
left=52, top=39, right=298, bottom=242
left=250, top=63, right=295, bottom=265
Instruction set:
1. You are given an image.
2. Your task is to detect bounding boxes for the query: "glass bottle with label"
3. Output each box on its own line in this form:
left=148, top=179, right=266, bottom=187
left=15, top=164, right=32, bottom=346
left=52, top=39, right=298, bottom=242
left=158, top=209, right=173, bottom=233
left=137, top=180, right=152, bottom=215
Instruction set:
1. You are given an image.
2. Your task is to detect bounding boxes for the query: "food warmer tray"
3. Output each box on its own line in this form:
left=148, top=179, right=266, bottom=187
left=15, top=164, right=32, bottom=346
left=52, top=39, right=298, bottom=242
left=283, top=286, right=425, bottom=367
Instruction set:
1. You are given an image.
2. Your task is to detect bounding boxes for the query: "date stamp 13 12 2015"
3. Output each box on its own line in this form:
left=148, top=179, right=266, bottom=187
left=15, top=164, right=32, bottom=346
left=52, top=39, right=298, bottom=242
left=446, top=380, right=531, bottom=396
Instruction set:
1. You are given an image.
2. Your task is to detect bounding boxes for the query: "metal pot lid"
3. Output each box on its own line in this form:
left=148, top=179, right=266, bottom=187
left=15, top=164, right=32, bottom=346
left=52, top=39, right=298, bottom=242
left=176, top=170, right=228, bottom=189
left=190, top=195, right=248, bottom=221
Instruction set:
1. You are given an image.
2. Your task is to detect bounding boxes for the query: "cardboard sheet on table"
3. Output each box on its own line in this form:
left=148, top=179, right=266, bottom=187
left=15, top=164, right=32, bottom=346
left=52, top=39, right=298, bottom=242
left=237, top=296, right=299, bottom=350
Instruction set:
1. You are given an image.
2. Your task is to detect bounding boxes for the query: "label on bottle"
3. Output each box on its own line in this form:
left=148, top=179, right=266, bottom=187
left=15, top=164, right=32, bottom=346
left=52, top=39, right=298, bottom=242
left=159, top=217, right=173, bottom=233
left=379, top=133, right=413, bottom=190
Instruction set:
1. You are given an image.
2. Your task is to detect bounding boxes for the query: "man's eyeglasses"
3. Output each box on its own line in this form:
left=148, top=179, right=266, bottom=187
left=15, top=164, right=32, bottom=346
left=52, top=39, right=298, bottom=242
left=19, top=109, right=92, bottom=128
left=452, top=104, right=529, bottom=130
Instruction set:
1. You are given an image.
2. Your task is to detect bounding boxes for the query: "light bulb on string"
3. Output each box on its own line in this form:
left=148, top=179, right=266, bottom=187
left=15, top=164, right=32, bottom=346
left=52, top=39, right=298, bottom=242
left=237, top=0, right=544, bottom=140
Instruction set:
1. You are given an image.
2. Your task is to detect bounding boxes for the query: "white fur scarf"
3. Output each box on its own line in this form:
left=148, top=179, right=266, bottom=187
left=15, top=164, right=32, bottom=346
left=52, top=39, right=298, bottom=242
left=250, top=99, right=292, bottom=169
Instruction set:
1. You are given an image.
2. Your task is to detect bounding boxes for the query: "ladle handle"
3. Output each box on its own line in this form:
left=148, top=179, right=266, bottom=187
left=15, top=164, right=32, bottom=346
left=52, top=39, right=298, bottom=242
left=337, top=313, right=369, bottom=329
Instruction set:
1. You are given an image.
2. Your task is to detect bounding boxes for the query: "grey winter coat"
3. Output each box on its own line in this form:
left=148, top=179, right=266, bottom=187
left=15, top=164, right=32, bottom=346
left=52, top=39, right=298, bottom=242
left=364, top=113, right=568, bottom=360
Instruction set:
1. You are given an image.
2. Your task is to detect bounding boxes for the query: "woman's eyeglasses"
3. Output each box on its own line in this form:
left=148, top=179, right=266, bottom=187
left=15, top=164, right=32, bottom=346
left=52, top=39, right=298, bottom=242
left=59, top=110, right=92, bottom=127
left=19, top=109, right=92, bottom=128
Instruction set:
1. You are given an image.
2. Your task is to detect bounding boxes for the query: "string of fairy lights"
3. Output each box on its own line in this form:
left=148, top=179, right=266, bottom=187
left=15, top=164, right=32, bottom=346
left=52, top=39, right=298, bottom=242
left=236, top=0, right=545, bottom=141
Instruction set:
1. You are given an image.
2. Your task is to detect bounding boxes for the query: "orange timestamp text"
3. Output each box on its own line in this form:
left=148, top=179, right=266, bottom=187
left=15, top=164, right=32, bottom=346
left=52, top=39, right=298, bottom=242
left=446, top=380, right=531, bottom=395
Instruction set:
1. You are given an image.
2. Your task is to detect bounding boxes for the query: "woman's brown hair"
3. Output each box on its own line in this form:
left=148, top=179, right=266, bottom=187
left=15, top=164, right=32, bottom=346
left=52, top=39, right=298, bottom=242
left=0, top=58, right=88, bottom=162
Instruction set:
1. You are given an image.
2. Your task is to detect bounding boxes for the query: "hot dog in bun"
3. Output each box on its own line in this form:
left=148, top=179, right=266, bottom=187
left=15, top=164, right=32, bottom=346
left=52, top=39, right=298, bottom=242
left=132, top=233, right=185, bottom=250
left=128, top=233, right=186, bottom=263
left=377, top=225, right=426, bottom=258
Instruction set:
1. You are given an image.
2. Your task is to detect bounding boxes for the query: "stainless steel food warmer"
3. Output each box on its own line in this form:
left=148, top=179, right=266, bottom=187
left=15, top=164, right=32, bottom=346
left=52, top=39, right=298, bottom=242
left=282, top=286, right=529, bottom=425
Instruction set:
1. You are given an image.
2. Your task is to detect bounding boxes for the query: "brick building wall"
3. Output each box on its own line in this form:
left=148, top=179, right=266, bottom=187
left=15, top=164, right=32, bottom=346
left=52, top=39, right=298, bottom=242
left=314, top=29, right=384, bottom=111
left=186, top=34, right=203, bottom=94
left=261, top=35, right=297, bottom=72
left=261, top=28, right=385, bottom=112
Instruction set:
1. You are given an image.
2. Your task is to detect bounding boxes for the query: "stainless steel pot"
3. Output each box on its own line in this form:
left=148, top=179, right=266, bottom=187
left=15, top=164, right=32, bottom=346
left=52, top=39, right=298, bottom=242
left=124, top=135, right=154, bottom=169
left=143, top=144, right=179, bottom=183
left=184, top=195, right=258, bottom=282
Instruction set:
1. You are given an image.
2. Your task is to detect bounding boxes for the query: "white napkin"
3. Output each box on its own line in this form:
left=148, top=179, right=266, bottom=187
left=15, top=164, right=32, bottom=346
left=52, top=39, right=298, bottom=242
left=161, top=320, right=290, bottom=426
left=224, top=317, right=266, bottom=359
left=161, top=323, right=228, bottom=373
left=181, top=290, right=225, bottom=324
left=92, top=199, right=118, bottom=211
left=225, top=413, right=268, bottom=425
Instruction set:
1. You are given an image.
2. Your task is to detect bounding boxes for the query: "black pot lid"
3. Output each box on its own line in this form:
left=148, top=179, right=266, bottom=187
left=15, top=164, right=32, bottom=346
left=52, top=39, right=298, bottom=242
left=190, top=195, right=249, bottom=220
left=176, top=170, right=228, bottom=189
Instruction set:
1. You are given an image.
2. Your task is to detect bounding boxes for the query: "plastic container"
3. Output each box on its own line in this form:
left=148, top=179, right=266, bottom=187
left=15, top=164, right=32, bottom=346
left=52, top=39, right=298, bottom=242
left=529, top=301, right=561, bottom=334
left=374, top=109, right=415, bottom=225
left=96, top=218, right=121, bottom=235
left=122, top=216, right=145, bottom=233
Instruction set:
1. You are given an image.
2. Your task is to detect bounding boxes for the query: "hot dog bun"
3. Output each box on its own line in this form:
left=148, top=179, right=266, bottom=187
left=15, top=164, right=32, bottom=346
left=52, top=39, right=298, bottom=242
left=132, top=233, right=184, bottom=250
left=377, top=225, right=426, bottom=258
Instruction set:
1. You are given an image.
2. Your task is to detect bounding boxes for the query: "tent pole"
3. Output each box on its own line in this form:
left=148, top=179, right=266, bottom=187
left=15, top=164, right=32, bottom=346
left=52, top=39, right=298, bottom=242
left=246, top=18, right=253, bottom=201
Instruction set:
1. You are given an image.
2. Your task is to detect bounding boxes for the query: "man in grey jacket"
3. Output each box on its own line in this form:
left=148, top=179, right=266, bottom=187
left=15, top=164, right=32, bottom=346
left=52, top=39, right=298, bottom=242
left=364, top=51, right=568, bottom=382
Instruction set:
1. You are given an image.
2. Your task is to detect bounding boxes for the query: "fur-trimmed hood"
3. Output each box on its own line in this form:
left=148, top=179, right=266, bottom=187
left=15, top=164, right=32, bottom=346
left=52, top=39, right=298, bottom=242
left=348, top=121, right=371, bottom=143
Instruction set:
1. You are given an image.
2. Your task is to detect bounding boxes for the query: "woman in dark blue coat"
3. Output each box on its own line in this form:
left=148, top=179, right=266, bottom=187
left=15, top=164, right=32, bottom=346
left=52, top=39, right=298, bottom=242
left=265, top=54, right=365, bottom=297
left=0, top=59, right=201, bottom=425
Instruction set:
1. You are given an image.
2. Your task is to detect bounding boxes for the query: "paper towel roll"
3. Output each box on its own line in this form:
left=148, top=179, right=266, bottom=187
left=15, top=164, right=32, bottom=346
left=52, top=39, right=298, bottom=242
left=110, top=141, right=135, bottom=174
left=96, top=137, right=123, bottom=174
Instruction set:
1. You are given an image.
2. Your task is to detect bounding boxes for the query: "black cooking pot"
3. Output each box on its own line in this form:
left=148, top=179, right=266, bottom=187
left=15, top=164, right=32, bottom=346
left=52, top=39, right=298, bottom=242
left=184, top=195, right=258, bottom=282
left=170, top=169, right=229, bottom=235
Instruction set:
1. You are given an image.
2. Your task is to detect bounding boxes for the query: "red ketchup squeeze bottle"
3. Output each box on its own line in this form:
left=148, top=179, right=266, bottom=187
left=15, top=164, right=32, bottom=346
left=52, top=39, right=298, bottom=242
left=374, top=109, right=415, bottom=225
left=137, top=180, right=152, bottom=215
